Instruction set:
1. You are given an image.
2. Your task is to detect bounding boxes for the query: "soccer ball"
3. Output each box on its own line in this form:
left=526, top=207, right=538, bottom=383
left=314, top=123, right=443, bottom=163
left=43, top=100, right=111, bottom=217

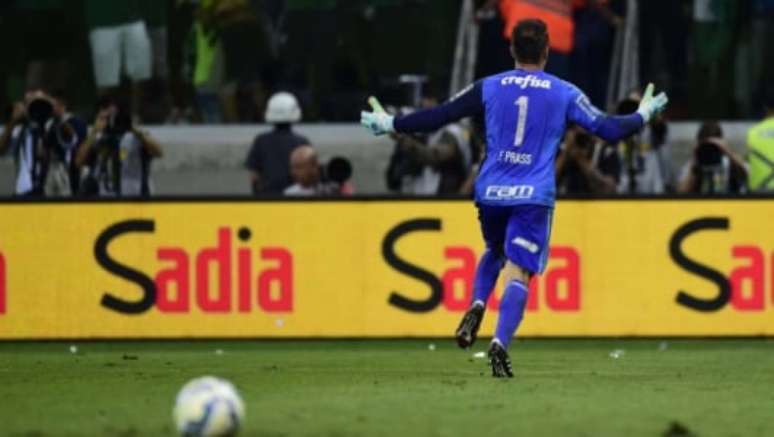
left=173, top=376, right=245, bottom=436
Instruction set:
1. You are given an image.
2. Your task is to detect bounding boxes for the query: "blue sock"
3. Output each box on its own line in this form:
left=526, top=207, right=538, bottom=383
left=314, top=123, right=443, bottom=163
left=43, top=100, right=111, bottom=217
left=472, top=249, right=505, bottom=307
left=494, top=280, right=528, bottom=349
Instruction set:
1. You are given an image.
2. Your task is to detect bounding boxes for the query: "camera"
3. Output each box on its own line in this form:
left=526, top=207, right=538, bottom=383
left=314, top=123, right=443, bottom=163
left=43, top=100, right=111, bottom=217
left=105, top=108, right=133, bottom=138
left=323, top=157, right=353, bottom=185
left=696, top=141, right=723, bottom=168
left=94, top=96, right=133, bottom=144
left=694, top=141, right=727, bottom=194
left=26, top=97, right=55, bottom=131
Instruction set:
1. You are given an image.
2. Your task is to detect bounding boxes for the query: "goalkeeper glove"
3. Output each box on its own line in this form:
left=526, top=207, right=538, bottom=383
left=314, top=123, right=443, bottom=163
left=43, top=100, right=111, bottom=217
left=636, top=83, right=669, bottom=123
left=360, top=97, right=395, bottom=136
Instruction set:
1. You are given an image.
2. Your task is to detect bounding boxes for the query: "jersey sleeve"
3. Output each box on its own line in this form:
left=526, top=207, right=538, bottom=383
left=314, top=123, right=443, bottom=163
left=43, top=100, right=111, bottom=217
left=566, top=87, right=644, bottom=143
left=394, top=81, right=484, bottom=133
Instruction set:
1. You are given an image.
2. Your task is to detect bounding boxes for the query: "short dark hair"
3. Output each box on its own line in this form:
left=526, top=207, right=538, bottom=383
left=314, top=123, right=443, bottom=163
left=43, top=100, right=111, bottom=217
left=511, top=19, right=549, bottom=64
left=697, top=121, right=723, bottom=142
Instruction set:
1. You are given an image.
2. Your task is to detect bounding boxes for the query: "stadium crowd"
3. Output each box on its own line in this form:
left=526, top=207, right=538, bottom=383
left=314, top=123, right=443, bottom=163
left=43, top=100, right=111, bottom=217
left=0, top=0, right=773, bottom=197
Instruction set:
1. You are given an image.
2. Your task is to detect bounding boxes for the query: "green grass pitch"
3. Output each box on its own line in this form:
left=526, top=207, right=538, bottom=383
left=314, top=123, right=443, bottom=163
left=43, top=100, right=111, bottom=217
left=1, top=339, right=773, bottom=436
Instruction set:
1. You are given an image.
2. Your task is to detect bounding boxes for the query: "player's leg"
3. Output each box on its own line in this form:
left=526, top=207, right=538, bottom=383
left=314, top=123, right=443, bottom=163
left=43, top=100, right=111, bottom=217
left=454, top=247, right=505, bottom=348
left=488, top=262, right=530, bottom=378
left=122, top=21, right=153, bottom=118
left=472, top=248, right=506, bottom=307
left=88, top=25, right=122, bottom=93
left=488, top=205, right=554, bottom=378
left=455, top=205, right=507, bottom=349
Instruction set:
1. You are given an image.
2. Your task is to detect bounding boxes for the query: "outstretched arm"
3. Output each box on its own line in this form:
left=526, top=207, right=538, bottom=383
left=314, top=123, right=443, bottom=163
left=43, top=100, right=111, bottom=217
left=568, top=83, right=668, bottom=144
left=583, top=110, right=644, bottom=144
left=361, top=82, right=484, bottom=135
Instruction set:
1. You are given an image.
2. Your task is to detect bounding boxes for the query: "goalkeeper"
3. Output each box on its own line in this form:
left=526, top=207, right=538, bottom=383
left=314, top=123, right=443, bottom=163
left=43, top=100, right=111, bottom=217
left=361, top=19, right=668, bottom=377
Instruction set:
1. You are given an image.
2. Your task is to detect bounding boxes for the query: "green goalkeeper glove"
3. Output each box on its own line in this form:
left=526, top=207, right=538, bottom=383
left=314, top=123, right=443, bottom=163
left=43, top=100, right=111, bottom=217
left=636, top=83, right=669, bottom=123
left=360, top=97, right=395, bottom=136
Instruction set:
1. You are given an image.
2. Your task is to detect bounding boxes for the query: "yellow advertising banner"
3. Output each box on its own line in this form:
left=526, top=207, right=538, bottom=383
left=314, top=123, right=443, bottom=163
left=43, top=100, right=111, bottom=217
left=0, top=200, right=772, bottom=339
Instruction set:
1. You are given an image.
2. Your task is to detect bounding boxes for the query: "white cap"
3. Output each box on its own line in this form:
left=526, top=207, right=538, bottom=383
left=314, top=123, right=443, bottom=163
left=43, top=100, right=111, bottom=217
left=265, top=92, right=302, bottom=123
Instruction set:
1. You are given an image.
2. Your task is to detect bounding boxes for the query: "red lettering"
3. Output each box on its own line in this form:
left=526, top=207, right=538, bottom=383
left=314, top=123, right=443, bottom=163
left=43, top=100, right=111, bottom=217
left=445, top=246, right=582, bottom=313
left=442, top=247, right=476, bottom=311
left=730, top=246, right=765, bottom=311
left=488, top=286, right=505, bottom=311
left=238, top=248, right=252, bottom=313
left=527, top=276, right=539, bottom=311
left=155, top=249, right=190, bottom=312
left=544, top=247, right=580, bottom=311
left=0, top=253, right=5, bottom=315
left=259, top=248, right=293, bottom=312
left=196, top=228, right=232, bottom=312
left=152, top=230, right=295, bottom=314
left=484, top=265, right=537, bottom=311
left=487, top=290, right=501, bottom=311
left=485, top=274, right=538, bottom=311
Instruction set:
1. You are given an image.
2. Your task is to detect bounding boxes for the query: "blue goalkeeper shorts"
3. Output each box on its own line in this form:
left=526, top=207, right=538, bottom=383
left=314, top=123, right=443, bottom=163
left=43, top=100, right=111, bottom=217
left=476, top=204, right=554, bottom=275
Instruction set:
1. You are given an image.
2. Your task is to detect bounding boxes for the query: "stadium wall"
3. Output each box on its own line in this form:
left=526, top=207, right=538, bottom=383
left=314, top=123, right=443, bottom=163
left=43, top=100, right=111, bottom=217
left=0, top=122, right=756, bottom=196
left=0, top=198, right=772, bottom=339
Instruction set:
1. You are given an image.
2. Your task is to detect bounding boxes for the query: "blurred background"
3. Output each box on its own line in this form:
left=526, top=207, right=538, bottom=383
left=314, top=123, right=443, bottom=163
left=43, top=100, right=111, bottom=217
left=1, top=0, right=773, bottom=197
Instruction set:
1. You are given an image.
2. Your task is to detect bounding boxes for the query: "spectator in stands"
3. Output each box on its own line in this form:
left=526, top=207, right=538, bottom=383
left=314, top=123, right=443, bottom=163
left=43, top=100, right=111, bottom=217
left=479, top=0, right=574, bottom=79
left=324, top=157, right=356, bottom=196
left=556, top=125, right=620, bottom=194
left=138, top=0, right=172, bottom=123
left=615, top=92, right=672, bottom=194
left=678, top=121, right=748, bottom=194
left=211, top=0, right=270, bottom=123
left=0, top=90, right=57, bottom=197
left=284, top=146, right=336, bottom=196
left=188, top=0, right=226, bottom=124
left=385, top=94, right=472, bottom=195
left=689, top=0, right=740, bottom=119
left=46, top=90, right=89, bottom=196
left=459, top=126, right=487, bottom=196
left=571, top=0, right=623, bottom=107
left=83, top=0, right=153, bottom=119
left=246, top=92, right=310, bottom=195
left=747, top=92, right=774, bottom=192
left=140, top=0, right=168, bottom=83
left=639, top=0, right=688, bottom=110
left=75, top=98, right=163, bottom=197
left=14, top=1, right=74, bottom=95
left=474, top=0, right=513, bottom=78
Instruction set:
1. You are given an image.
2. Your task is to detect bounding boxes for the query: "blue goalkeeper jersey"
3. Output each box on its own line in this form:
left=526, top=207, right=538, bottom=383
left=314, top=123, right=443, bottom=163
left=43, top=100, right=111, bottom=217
left=394, top=68, right=644, bottom=208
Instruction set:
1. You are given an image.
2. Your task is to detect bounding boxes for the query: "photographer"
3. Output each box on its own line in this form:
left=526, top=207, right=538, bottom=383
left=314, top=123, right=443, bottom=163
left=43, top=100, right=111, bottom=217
left=283, top=146, right=351, bottom=197
left=615, top=92, right=671, bottom=194
left=678, top=121, right=748, bottom=194
left=75, top=99, right=163, bottom=197
left=556, top=125, right=620, bottom=195
left=0, top=90, right=60, bottom=197
left=385, top=97, right=472, bottom=195
left=46, top=91, right=89, bottom=195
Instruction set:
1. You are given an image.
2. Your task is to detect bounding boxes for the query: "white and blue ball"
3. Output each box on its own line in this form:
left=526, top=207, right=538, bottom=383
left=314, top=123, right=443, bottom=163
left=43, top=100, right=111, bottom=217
left=173, top=376, right=245, bottom=436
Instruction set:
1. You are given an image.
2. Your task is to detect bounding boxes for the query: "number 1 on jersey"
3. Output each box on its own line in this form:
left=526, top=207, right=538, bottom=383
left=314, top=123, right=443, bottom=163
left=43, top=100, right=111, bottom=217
left=514, top=96, right=529, bottom=147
